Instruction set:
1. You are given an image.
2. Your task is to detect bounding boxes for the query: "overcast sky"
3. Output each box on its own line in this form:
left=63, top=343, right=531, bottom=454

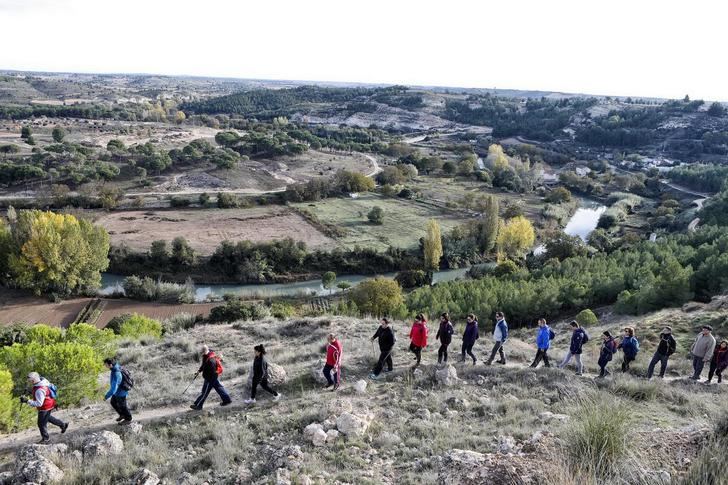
left=1, top=0, right=726, bottom=100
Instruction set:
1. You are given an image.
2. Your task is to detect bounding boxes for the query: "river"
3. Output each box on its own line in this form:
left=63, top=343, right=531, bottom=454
left=534, top=198, right=607, bottom=255
left=98, top=266, right=481, bottom=302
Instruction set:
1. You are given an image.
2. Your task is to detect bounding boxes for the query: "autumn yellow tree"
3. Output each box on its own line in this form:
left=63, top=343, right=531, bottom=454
left=496, top=216, right=535, bottom=260
left=350, top=277, right=405, bottom=317
left=487, top=144, right=510, bottom=170
left=423, top=219, right=443, bottom=271
left=6, top=210, right=110, bottom=296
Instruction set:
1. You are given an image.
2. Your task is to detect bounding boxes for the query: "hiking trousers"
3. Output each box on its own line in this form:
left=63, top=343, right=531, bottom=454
left=486, top=341, right=506, bottom=364
left=559, top=352, right=583, bottom=374
left=646, top=352, right=669, bottom=379
left=251, top=377, right=278, bottom=399
left=530, top=349, right=551, bottom=368
left=110, top=395, right=132, bottom=421
left=621, top=355, right=636, bottom=372
left=692, top=356, right=707, bottom=380
left=37, top=410, right=65, bottom=441
left=409, top=343, right=423, bottom=368
left=708, top=361, right=724, bottom=383
left=194, top=377, right=231, bottom=408
left=323, top=364, right=339, bottom=386
left=462, top=340, right=476, bottom=363
left=437, top=343, right=450, bottom=363
left=372, top=349, right=393, bottom=376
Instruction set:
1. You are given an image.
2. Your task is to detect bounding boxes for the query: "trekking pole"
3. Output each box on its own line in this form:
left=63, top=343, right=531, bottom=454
left=182, top=372, right=199, bottom=396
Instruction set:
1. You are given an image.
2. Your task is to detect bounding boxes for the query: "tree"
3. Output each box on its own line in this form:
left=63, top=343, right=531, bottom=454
left=708, top=102, right=726, bottom=117
left=336, top=281, right=352, bottom=293
left=171, top=237, right=195, bottom=267
left=51, top=126, right=66, bottom=143
left=174, top=110, right=187, bottom=124
left=5, top=210, right=110, bottom=296
left=20, top=126, right=32, bottom=139
left=423, top=219, right=443, bottom=271
left=217, top=192, right=238, bottom=208
left=322, top=271, right=336, bottom=294
left=350, top=277, right=404, bottom=317
left=98, top=187, right=122, bottom=210
left=496, top=216, right=535, bottom=260
left=476, top=195, right=499, bottom=253
left=199, top=193, right=210, bottom=206
left=149, top=240, right=169, bottom=265
left=545, top=187, right=572, bottom=203
left=575, top=309, right=598, bottom=327
left=544, top=233, right=587, bottom=261
left=442, top=161, right=457, bottom=175
left=368, top=206, right=384, bottom=225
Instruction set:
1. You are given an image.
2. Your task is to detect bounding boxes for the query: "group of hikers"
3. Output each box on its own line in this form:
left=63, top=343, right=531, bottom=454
left=20, top=311, right=728, bottom=444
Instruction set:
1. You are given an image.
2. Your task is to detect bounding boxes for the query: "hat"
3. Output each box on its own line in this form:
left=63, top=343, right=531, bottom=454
left=702, top=325, right=713, bottom=331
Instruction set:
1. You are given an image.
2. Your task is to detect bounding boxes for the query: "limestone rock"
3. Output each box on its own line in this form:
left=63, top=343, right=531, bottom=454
left=130, top=468, right=160, bottom=485
left=83, top=430, right=124, bottom=458
left=247, top=362, right=288, bottom=387
left=325, top=429, right=340, bottom=443
left=435, top=364, right=459, bottom=386
left=325, top=398, right=353, bottom=416
left=14, top=455, right=64, bottom=484
left=353, top=379, right=367, bottom=394
left=303, top=423, right=323, bottom=439
left=336, top=412, right=371, bottom=437
left=17, top=444, right=68, bottom=464
left=310, top=360, right=329, bottom=385
left=311, top=429, right=328, bottom=447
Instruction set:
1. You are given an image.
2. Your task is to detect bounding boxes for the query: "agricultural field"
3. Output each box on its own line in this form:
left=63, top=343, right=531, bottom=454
left=293, top=193, right=468, bottom=251
left=91, top=207, right=337, bottom=254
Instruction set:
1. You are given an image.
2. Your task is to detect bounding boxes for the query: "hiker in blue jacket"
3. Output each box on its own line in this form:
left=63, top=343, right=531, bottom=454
left=461, top=314, right=479, bottom=365
left=485, top=311, right=508, bottom=365
left=617, top=327, right=640, bottom=372
left=104, top=358, right=132, bottom=424
left=597, top=331, right=618, bottom=378
left=558, top=321, right=589, bottom=375
left=530, top=318, right=553, bottom=368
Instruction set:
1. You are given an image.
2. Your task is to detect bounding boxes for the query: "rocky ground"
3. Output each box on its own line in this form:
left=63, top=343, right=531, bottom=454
left=1, top=302, right=727, bottom=484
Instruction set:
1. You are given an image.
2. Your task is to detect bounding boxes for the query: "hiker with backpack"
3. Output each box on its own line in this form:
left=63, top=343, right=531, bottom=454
left=369, top=318, right=396, bottom=379
left=617, top=327, right=640, bottom=372
left=103, top=358, right=133, bottom=425
left=21, top=372, right=68, bottom=444
left=707, top=340, right=728, bottom=384
left=245, top=345, right=282, bottom=404
left=558, top=321, right=589, bottom=375
left=646, top=326, right=676, bottom=379
left=530, top=318, right=554, bottom=368
left=191, top=345, right=232, bottom=410
left=323, top=333, right=343, bottom=391
left=435, top=313, right=455, bottom=365
left=597, top=331, right=618, bottom=378
left=485, top=311, right=508, bottom=366
left=690, top=325, right=717, bottom=381
left=408, top=313, right=429, bottom=370
left=461, top=314, right=479, bottom=365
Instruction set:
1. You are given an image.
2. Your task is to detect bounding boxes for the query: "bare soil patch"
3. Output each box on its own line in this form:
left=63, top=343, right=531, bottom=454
left=93, top=207, right=337, bottom=254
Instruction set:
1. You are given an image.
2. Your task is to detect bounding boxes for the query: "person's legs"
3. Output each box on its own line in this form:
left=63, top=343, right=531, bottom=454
left=693, top=356, right=705, bottom=380
left=437, top=344, right=445, bottom=364
left=251, top=378, right=260, bottom=399
left=543, top=350, right=551, bottom=368
left=647, top=353, right=660, bottom=379
left=442, top=344, right=449, bottom=363
left=373, top=351, right=387, bottom=375
left=323, top=365, right=334, bottom=386
left=708, top=360, right=717, bottom=382
left=486, top=341, right=502, bottom=365
left=385, top=353, right=393, bottom=371
left=530, top=349, right=543, bottom=368
left=658, top=354, right=669, bottom=378
left=558, top=352, right=573, bottom=369
left=47, top=412, right=65, bottom=430
left=575, top=354, right=583, bottom=374
left=259, top=378, right=278, bottom=396
left=110, top=395, right=123, bottom=417
left=465, top=342, right=477, bottom=363
left=497, top=343, right=506, bottom=364
left=111, top=396, right=132, bottom=420
left=210, top=378, right=232, bottom=404
left=194, top=380, right=212, bottom=408
left=717, top=368, right=723, bottom=383
left=37, top=410, right=50, bottom=441
left=413, top=347, right=422, bottom=368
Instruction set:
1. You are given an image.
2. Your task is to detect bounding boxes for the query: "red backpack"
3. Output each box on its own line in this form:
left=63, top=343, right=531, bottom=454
left=208, top=352, right=224, bottom=375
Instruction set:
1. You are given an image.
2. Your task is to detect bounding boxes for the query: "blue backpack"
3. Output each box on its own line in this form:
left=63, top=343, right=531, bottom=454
left=41, top=378, right=58, bottom=399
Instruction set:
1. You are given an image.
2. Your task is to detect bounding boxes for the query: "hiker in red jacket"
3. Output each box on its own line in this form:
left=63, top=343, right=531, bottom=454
left=409, top=313, right=429, bottom=370
left=191, top=345, right=232, bottom=410
left=21, top=372, right=68, bottom=444
left=323, top=333, right=343, bottom=391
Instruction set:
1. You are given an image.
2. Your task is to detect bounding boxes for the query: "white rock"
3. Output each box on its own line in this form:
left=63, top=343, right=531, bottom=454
left=312, top=429, right=328, bottom=447
left=336, top=412, right=371, bottom=437
left=325, top=398, right=353, bottom=416
left=127, top=422, right=144, bottom=435
left=325, top=429, right=340, bottom=443
left=247, top=362, right=288, bottom=388
left=322, top=416, right=337, bottom=431
left=310, top=360, right=329, bottom=385
left=353, top=379, right=367, bottom=394
left=303, top=423, right=323, bottom=439
left=82, top=430, right=124, bottom=458
left=14, top=455, right=64, bottom=484
left=275, top=467, right=292, bottom=485
left=434, top=364, right=459, bottom=386
left=131, top=468, right=160, bottom=485
left=497, top=435, right=517, bottom=454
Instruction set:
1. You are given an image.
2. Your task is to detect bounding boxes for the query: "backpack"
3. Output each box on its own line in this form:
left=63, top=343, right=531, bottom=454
left=214, top=356, right=224, bottom=375
left=582, top=330, right=590, bottom=344
left=47, top=382, right=58, bottom=400
left=549, top=329, right=555, bottom=340
left=119, top=367, right=134, bottom=391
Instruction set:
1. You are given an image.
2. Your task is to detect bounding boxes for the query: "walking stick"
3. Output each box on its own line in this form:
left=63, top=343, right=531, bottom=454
left=182, top=372, right=199, bottom=396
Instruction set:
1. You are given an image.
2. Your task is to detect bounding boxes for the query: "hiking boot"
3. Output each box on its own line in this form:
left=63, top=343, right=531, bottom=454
left=384, top=368, right=393, bottom=373
left=61, top=422, right=69, bottom=434
left=368, top=373, right=379, bottom=380
left=333, top=382, right=340, bottom=391
left=497, top=360, right=507, bottom=365
left=38, top=438, right=50, bottom=445
left=119, top=419, right=132, bottom=426
left=484, top=360, right=492, bottom=366
left=189, top=405, right=202, bottom=411
left=244, top=398, right=256, bottom=404
left=273, top=394, right=282, bottom=402
left=115, top=416, right=125, bottom=423
left=472, top=359, right=477, bottom=366
left=220, top=401, right=232, bottom=407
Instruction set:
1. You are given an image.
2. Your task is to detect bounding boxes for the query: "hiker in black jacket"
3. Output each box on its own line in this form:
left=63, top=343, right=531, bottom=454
left=435, top=313, right=455, bottom=365
left=369, top=318, right=396, bottom=379
left=646, top=326, right=677, bottom=379
left=245, top=345, right=281, bottom=404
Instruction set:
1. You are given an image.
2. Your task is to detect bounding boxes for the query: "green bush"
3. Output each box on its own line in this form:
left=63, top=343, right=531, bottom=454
left=25, top=325, right=63, bottom=345
left=270, top=303, right=295, bottom=320
left=0, top=323, right=30, bottom=347
left=162, top=312, right=200, bottom=333
left=65, top=323, right=117, bottom=358
left=492, top=260, right=519, bottom=277
left=0, top=366, right=33, bottom=433
left=350, top=277, right=406, bottom=318
left=116, top=314, right=163, bottom=339
left=209, top=299, right=270, bottom=323
left=575, top=309, right=598, bottom=327
left=0, top=342, right=104, bottom=406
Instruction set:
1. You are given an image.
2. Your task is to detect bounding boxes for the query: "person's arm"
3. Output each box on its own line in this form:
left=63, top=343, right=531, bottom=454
left=27, top=387, right=46, bottom=408
left=705, top=339, right=717, bottom=362
left=668, top=336, right=676, bottom=355
left=105, top=370, right=120, bottom=400
left=372, top=327, right=381, bottom=341
left=499, top=322, right=508, bottom=342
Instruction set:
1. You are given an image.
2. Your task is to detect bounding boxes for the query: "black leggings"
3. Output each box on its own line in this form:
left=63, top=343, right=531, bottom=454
left=530, top=349, right=550, bottom=368
left=438, top=343, right=450, bottom=363
left=621, top=355, right=635, bottom=372
left=462, top=341, right=476, bottom=362
left=410, top=343, right=422, bottom=367
left=251, top=377, right=278, bottom=399
left=708, top=361, right=724, bottom=383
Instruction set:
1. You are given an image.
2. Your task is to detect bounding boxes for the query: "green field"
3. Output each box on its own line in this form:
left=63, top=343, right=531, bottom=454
left=293, top=193, right=467, bottom=251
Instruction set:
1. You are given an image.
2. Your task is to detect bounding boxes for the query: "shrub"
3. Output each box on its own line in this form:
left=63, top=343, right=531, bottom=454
left=0, top=342, right=104, bottom=406
left=575, top=309, right=598, bottom=327
left=162, top=312, right=200, bottom=333
left=564, top=396, right=633, bottom=478
left=0, top=323, right=30, bottom=347
left=367, top=206, right=384, bottom=225
left=170, top=197, right=191, bottom=207
left=0, top=366, right=33, bottom=432
left=123, top=275, right=195, bottom=303
left=64, top=323, right=117, bottom=358
left=271, top=302, right=295, bottom=320
left=107, top=313, right=163, bottom=339
left=545, top=186, right=572, bottom=203
left=25, top=325, right=63, bottom=345
left=349, top=277, right=405, bottom=317
left=209, top=299, right=271, bottom=323
left=492, top=260, right=519, bottom=277
left=395, top=270, right=431, bottom=289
